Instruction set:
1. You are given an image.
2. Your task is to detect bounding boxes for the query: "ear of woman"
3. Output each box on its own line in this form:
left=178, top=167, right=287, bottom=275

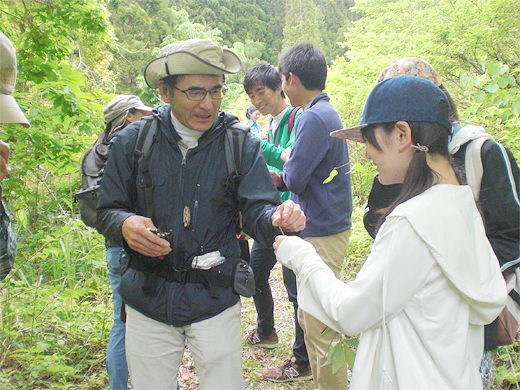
left=394, top=121, right=413, bottom=152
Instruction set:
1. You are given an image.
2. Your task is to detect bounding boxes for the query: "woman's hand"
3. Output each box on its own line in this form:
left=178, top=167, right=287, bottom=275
left=273, top=235, right=287, bottom=255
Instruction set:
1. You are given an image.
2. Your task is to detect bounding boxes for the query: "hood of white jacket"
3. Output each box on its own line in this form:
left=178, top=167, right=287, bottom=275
left=389, top=185, right=506, bottom=325
left=448, top=125, right=493, bottom=154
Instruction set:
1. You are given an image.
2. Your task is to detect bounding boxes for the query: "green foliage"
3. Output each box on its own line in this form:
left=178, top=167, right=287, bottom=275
left=324, top=332, right=359, bottom=372
left=329, top=0, right=520, bottom=129
left=283, top=0, right=324, bottom=51
left=0, top=0, right=518, bottom=385
left=494, top=343, right=520, bottom=389
left=0, top=281, right=110, bottom=389
left=0, top=218, right=108, bottom=389
left=460, top=61, right=520, bottom=159
left=0, top=0, right=113, bottom=228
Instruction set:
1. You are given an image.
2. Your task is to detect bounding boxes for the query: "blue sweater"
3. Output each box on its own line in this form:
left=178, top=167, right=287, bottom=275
left=282, top=93, right=352, bottom=237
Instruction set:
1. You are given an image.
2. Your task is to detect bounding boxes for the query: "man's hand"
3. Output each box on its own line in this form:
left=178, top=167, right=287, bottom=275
left=269, top=170, right=283, bottom=189
left=281, top=146, right=292, bottom=163
left=271, top=200, right=306, bottom=233
left=0, top=141, right=10, bottom=182
left=122, top=215, right=172, bottom=258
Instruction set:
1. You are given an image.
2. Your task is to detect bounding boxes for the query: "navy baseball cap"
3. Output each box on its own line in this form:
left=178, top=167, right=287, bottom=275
left=330, top=75, right=452, bottom=142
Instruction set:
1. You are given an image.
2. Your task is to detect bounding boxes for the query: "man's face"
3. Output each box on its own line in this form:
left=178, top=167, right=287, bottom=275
left=163, top=74, right=223, bottom=132
left=281, top=74, right=299, bottom=108
left=247, top=83, right=281, bottom=117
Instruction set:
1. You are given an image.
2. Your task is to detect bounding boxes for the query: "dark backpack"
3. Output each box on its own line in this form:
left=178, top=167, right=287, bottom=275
left=76, top=115, right=249, bottom=228
left=75, top=130, right=112, bottom=228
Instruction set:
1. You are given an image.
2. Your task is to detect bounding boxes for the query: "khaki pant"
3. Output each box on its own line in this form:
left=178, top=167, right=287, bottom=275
left=299, top=230, right=350, bottom=390
left=125, top=302, right=245, bottom=390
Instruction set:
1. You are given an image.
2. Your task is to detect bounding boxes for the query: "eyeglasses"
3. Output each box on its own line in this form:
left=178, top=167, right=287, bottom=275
left=173, top=85, right=228, bottom=101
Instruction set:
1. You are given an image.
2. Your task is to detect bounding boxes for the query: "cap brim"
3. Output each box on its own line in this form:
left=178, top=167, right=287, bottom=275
left=144, top=49, right=242, bottom=89
left=133, top=103, right=154, bottom=112
left=330, top=124, right=366, bottom=143
left=0, top=94, right=30, bottom=128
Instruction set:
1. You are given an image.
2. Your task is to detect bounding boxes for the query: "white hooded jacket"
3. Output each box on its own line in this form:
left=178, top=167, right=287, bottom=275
left=277, top=184, right=507, bottom=389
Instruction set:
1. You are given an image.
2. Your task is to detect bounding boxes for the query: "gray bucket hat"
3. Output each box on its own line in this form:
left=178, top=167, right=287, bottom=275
left=0, top=32, right=30, bottom=127
left=104, top=95, right=153, bottom=135
left=143, top=39, right=242, bottom=89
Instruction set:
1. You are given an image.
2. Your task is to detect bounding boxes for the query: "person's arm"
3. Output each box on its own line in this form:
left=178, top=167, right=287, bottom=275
left=479, top=141, right=520, bottom=267
left=275, top=216, right=434, bottom=336
left=282, top=112, right=329, bottom=195
left=97, top=124, right=170, bottom=256
left=237, top=134, right=304, bottom=245
left=259, top=138, right=294, bottom=171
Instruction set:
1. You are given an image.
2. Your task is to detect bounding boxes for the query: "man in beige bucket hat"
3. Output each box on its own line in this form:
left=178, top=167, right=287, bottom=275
left=97, top=39, right=306, bottom=390
left=0, top=32, right=27, bottom=281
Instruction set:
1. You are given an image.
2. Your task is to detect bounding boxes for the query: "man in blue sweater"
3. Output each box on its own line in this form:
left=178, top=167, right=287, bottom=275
left=270, top=42, right=353, bottom=390
left=244, top=63, right=311, bottom=383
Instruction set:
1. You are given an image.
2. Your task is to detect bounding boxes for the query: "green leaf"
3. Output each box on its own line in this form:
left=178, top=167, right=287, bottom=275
left=344, top=337, right=359, bottom=347
left=344, top=344, right=357, bottom=368
left=323, top=169, right=338, bottom=184
left=488, top=62, right=502, bottom=76
left=484, top=81, right=499, bottom=93
left=474, top=74, right=487, bottom=87
left=17, top=209, right=28, bottom=228
left=474, top=92, right=486, bottom=103
left=497, top=77, right=509, bottom=89
left=512, top=101, right=520, bottom=116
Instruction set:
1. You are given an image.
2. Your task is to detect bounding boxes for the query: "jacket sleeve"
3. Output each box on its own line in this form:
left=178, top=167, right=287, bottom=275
left=276, top=218, right=434, bottom=336
left=282, top=111, right=330, bottom=195
left=238, top=133, right=282, bottom=247
left=479, top=140, right=520, bottom=267
left=97, top=123, right=141, bottom=248
left=260, top=139, right=292, bottom=171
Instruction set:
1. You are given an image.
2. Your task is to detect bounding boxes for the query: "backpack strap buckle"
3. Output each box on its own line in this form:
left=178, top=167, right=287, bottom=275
left=169, top=267, right=189, bottom=284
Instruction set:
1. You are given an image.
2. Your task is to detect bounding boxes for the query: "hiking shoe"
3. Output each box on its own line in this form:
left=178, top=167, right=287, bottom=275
left=262, top=358, right=312, bottom=382
left=244, top=329, right=279, bottom=348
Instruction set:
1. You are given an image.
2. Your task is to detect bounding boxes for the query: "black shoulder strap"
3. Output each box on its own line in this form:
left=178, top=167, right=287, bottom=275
left=225, top=121, right=249, bottom=180
left=134, top=117, right=159, bottom=219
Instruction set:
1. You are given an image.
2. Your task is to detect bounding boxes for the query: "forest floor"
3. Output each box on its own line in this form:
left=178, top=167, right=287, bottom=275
left=176, top=261, right=316, bottom=390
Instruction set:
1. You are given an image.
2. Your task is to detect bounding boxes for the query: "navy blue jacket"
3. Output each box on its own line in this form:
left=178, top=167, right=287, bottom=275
left=97, top=105, right=281, bottom=326
left=282, top=93, right=353, bottom=237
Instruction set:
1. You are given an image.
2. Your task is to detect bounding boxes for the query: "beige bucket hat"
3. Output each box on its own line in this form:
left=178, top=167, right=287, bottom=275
left=0, top=32, right=30, bottom=127
left=104, top=95, right=153, bottom=136
left=144, top=39, right=242, bottom=88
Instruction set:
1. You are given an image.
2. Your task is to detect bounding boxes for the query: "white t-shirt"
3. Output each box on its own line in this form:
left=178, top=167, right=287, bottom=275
left=270, top=106, right=290, bottom=138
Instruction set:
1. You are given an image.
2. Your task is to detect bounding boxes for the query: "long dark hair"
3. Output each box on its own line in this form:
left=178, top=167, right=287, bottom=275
left=364, top=116, right=464, bottom=232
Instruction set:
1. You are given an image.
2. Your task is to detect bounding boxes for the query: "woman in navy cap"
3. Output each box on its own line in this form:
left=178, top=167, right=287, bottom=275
left=274, top=76, right=507, bottom=389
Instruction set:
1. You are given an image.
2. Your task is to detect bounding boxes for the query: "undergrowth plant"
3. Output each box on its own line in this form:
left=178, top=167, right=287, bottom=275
left=0, top=218, right=109, bottom=389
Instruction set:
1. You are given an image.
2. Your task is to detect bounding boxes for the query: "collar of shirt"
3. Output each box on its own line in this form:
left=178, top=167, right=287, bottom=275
left=170, top=110, right=203, bottom=156
left=270, top=106, right=291, bottom=135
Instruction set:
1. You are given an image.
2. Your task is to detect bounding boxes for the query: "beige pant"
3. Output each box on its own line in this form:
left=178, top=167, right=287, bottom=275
left=125, top=302, right=245, bottom=390
left=299, top=230, right=351, bottom=390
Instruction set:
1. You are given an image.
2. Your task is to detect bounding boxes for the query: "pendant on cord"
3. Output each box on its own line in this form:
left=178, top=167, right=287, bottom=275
left=183, top=206, right=191, bottom=228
